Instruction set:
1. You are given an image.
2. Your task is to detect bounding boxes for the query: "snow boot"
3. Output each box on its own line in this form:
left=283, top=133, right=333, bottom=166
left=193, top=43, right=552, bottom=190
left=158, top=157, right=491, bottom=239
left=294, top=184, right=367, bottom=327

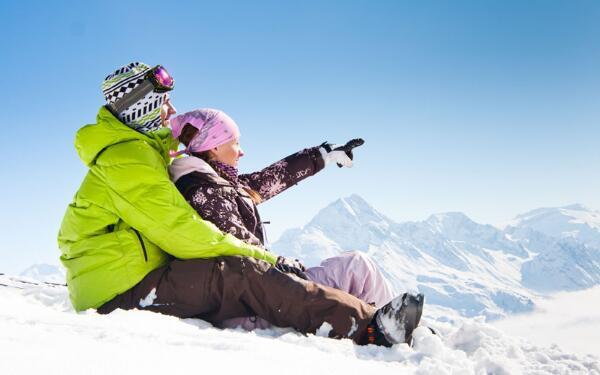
left=365, top=292, right=424, bottom=347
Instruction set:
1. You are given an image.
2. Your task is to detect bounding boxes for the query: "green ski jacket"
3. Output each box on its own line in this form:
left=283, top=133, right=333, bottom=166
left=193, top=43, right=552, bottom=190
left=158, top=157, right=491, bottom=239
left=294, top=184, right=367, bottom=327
left=58, top=107, right=277, bottom=311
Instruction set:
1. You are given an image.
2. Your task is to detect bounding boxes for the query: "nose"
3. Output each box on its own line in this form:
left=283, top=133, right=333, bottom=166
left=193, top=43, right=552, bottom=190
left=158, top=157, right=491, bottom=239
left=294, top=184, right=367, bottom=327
left=238, top=148, right=245, bottom=158
left=167, top=101, right=177, bottom=117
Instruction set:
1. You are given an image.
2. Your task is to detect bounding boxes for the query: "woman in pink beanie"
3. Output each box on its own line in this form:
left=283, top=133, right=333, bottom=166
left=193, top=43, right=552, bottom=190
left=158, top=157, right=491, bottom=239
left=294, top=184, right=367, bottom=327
left=168, top=108, right=414, bottom=335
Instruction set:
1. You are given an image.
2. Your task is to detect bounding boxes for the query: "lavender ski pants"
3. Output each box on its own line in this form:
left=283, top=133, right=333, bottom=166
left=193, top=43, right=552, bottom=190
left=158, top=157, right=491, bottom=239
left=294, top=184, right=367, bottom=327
left=221, top=251, right=395, bottom=330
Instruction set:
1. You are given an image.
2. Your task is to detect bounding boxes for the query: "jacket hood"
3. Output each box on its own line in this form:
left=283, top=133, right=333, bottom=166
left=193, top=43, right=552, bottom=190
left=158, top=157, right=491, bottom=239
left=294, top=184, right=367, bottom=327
left=75, top=106, right=174, bottom=167
left=169, top=156, right=219, bottom=183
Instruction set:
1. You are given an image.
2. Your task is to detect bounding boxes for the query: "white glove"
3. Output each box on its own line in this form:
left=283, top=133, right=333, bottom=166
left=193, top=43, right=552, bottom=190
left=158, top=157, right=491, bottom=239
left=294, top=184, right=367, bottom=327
left=319, top=138, right=365, bottom=168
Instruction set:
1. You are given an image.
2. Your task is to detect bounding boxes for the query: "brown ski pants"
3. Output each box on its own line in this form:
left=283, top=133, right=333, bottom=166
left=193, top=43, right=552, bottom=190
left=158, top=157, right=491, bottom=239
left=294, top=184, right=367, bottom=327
left=98, top=256, right=376, bottom=344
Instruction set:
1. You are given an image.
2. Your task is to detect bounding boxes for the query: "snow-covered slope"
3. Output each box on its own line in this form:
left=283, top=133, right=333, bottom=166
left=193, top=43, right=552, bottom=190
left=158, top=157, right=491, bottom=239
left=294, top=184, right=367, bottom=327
left=19, top=263, right=65, bottom=284
left=508, top=204, right=600, bottom=249
left=506, top=204, right=600, bottom=292
left=273, top=196, right=600, bottom=319
left=520, top=239, right=600, bottom=292
left=1, top=274, right=597, bottom=375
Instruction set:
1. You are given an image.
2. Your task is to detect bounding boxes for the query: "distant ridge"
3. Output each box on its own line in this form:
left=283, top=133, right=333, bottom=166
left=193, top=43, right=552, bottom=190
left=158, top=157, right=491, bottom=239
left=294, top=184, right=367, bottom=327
left=273, top=195, right=600, bottom=320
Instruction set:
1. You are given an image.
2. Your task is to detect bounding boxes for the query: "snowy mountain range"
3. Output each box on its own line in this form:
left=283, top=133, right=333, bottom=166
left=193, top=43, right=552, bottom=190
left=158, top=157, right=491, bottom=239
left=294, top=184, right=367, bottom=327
left=19, top=196, right=600, bottom=321
left=272, top=195, right=600, bottom=320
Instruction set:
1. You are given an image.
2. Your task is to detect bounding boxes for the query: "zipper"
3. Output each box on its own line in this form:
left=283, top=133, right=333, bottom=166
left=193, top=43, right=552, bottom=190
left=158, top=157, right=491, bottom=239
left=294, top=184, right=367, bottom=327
left=133, top=229, right=148, bottom=262
left=261, top=220, right=271, bottom=248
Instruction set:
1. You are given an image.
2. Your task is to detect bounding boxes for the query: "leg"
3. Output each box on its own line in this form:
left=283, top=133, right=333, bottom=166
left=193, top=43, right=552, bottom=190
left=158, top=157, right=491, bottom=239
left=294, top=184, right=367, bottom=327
left=222, top=251, right=395, bottom=331
left=98, top=256, right=376, bottom=343
left=305, top=251, right=395, bottom=308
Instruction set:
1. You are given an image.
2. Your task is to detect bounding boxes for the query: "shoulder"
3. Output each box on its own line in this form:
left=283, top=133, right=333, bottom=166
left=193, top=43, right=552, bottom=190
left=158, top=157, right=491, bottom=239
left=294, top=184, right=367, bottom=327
left=176, top=171, right=218, bottom=189
left=97, top=139, right=164, bottom=168
left=175, top=171, right=232, bottom=199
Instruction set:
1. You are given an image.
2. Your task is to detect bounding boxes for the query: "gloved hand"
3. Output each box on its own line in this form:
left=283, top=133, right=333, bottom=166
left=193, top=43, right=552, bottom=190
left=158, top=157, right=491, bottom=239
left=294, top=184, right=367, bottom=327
left=275, top=256, right=308, bottom=279
left=319, top=138, right=365, bottom=168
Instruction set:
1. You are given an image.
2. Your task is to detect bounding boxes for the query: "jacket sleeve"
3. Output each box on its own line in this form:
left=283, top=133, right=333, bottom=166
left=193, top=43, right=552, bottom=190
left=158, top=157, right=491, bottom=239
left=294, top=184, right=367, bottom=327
left=238, top=146, right=325, bottom=203
left=98, top=155, right=278, bottom=264
left=187, top=185, right=263, bottom=247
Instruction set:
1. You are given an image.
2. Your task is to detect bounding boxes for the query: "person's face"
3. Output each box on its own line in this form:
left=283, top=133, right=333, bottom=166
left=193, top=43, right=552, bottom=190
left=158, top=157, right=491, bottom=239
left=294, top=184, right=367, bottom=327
left=210, top=137, right=244, bottom=167
left=160, top=94, right=177, bottom=127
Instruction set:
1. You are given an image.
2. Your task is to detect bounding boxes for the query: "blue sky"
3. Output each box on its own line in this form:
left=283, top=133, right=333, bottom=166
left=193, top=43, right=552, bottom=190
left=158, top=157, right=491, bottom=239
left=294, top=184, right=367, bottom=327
left=1, top=0, right=599, bottom=273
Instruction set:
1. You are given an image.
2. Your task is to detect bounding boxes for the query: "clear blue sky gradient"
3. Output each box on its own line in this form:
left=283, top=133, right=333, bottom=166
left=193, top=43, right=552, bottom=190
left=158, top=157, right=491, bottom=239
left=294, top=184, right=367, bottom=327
left=1, top=0, right=599, bottom=273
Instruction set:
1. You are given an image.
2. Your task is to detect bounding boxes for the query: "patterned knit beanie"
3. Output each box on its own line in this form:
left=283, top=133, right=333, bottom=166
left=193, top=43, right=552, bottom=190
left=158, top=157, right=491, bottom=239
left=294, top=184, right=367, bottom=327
left=102, top=62, right=167, bottom=134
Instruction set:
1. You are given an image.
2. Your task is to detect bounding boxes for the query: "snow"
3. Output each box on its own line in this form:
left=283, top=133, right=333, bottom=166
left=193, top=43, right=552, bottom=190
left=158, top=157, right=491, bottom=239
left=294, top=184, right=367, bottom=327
left=1, top=275, right=598, bottom=375
left=139, top=287, right=157, bottom=308
left=316, top=321, right=334, bottom=337
left=19, top=264, right=65, bottom=284
left=521, top=239, right=600, bottom=292
left=376, top=295, right=407, bottom=344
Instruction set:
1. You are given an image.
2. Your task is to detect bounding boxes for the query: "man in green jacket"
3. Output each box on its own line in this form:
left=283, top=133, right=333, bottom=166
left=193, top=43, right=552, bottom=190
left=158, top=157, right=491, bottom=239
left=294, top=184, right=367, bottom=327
left=57, top=62, right=420, bottom=347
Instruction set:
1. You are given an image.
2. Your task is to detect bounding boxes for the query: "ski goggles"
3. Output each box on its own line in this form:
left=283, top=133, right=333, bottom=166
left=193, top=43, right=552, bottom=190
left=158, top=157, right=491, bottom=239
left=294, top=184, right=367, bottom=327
left=147, top=65, right=174, bottom=93
left=109, top=65, right=175, bottom=114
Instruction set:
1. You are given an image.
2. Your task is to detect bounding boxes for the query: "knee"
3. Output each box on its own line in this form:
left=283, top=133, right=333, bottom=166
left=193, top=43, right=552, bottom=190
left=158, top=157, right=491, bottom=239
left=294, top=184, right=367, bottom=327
left=345, top=251, right=371, bottom=266
left=226, top=256, right=273, bottom=274
left=343, top=251, right=380, bottom=277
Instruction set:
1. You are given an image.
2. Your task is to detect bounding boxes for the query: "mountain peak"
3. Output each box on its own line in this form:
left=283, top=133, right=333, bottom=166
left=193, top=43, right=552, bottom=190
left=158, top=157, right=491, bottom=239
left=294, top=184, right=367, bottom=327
left=344, top=193, right=367, bottom=204
left=427, top=211, right=473, bottom=223
left=510, top=204, right=600, bottom=248
left=336, top=194, right=374, bottom=216
left=301, top=195, right=392, bottom=251
left=514, top=204, right=594, bottom=222
left=426, top=212, right=477, bottom=231
left=313, top=194, right=381, bottom=222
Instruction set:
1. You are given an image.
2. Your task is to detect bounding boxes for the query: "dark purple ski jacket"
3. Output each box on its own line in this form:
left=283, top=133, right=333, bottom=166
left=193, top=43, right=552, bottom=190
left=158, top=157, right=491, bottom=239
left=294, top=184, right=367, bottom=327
left=169, top=147, right=325, bottom=247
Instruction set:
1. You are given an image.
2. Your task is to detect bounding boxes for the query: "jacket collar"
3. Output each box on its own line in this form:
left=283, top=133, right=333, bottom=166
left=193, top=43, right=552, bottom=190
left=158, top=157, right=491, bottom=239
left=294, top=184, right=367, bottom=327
left=169, top=155, right=220, bottom=183
left=76, top=106, right=176, bottom=167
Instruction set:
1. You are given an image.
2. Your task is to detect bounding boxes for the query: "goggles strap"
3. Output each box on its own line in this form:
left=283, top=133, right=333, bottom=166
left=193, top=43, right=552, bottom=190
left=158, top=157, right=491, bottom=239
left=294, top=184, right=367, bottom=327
left=110, top=79, right=155, bottom=114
